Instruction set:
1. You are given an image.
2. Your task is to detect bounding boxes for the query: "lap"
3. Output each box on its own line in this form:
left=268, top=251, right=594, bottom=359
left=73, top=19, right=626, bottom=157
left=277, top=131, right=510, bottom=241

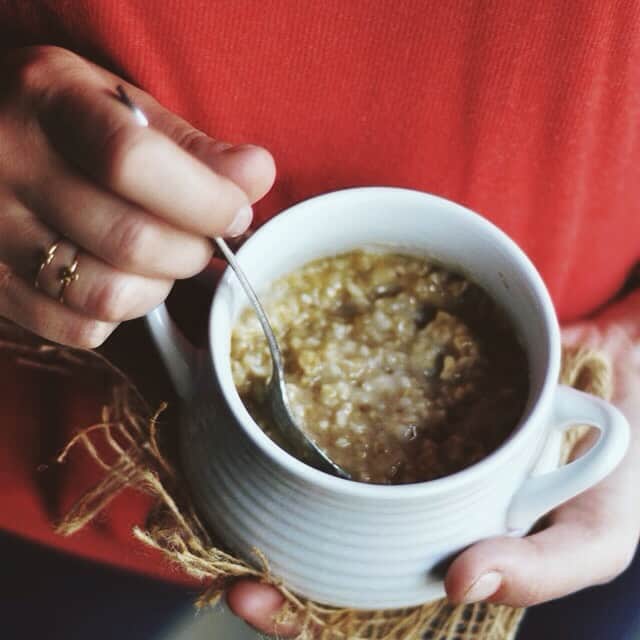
left=518, top=546, right=640, bottom=640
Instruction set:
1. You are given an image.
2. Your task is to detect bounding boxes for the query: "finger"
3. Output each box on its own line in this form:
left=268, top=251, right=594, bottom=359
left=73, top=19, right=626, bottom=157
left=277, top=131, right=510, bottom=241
left=0, top=199, right=179, bottom=322
left=33, top=238, right=172, bottom=322
left=0, top=265, right=117, bottom=348
left=98, top=70, right=276, bottom=204
left=226, top=580, right=300, bottom=638
left=19, top=165, right=213, bottom=279
left=35, top=65, right=253, bottom=238
left=182, top=141, right=276, bottom=204
left=0, top=192, right=46, bottom=273
left=117, top=85, right=276, bottom=203
left=0, top=202, right=172, bottom=323
left=445, top=501, right=637, bottom=608
left=193, top=262, right=225, bottom=291
left=193, top=230, right=254, bottom=291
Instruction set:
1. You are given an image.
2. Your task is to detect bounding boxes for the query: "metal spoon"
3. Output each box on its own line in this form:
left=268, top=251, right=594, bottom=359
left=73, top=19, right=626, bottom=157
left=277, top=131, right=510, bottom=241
left=116, top=86, right=351, bottom=480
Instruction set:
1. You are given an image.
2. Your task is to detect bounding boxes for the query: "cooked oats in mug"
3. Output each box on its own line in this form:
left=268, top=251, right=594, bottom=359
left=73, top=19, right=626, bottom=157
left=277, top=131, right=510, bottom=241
left=231, top=250, right=529, bottom=484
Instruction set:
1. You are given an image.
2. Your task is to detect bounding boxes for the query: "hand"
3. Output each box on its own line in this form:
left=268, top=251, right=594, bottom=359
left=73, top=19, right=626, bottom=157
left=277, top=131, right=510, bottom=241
left=443, top=297, right=640, bottom=608
left=225, top=292, right=640, bottom=635
left=0, top=46, right=275, bottom=347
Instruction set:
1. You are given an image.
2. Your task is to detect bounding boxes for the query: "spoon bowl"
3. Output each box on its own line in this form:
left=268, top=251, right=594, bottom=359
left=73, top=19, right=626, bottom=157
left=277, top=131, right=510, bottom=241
left=214, top=236, right=351, bottom=479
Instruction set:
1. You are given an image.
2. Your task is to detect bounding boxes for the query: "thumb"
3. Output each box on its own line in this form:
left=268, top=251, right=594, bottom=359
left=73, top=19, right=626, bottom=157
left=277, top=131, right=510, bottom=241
left=226, top=580, right=300, bottom=637
left=445, top=510, right=635, bottom=607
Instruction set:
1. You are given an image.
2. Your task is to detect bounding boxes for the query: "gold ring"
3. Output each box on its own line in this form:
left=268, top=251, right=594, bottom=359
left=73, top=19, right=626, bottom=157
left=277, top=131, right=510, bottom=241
left=58, top=257, right=80, bottom=303
left=35, top=241, right=59, bottom=289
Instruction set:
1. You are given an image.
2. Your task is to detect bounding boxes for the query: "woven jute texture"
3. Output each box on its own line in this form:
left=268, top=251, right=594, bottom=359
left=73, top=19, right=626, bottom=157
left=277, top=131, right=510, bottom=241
left=0, top=321, right=612, bottom=640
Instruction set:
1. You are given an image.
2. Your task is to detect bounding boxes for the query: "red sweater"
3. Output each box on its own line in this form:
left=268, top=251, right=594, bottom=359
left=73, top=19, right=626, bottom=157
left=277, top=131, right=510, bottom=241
left=0, top=1, right=638, bottom=582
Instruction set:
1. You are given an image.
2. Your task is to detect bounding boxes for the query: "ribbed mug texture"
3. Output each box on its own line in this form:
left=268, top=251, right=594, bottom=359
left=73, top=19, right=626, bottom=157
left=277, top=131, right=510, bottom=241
left=180, top=189, right=566, bottom=608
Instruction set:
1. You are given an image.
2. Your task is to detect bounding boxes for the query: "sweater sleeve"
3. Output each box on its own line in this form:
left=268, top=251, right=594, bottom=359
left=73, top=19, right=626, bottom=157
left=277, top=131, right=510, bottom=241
left=562, top=286, right=640, bottom=420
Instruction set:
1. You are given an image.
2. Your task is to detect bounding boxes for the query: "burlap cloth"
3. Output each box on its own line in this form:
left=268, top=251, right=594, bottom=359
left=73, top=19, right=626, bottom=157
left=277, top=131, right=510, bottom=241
left=0, top=323, right=612, bottom=640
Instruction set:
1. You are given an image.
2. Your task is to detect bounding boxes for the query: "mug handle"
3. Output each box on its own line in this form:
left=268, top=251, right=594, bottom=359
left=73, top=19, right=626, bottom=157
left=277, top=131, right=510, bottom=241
left=507, top=384, right=630, bottom=532
left=146, top=304, right=200, bottom=399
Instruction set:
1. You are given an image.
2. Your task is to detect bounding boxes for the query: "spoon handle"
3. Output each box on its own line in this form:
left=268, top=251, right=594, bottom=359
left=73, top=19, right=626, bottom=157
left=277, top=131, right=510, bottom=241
left=213, top=237, right=286, bottom=379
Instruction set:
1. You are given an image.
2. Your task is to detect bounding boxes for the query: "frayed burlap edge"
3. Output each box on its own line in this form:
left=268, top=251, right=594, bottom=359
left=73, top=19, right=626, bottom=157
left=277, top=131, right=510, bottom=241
left=0, top=321, right=612, bottom=640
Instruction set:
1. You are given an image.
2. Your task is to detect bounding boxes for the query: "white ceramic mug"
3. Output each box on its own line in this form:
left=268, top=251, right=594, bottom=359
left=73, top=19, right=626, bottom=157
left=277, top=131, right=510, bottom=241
left=147, top=187, right=629, bottom=609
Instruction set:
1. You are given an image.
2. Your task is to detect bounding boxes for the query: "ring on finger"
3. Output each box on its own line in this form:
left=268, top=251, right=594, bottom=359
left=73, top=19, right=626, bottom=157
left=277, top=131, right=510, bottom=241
left=58, top=255, right=80, bottom=302
left=34, top=238, right=81, bottom=303
left=34, top=240, right=59, bottom=289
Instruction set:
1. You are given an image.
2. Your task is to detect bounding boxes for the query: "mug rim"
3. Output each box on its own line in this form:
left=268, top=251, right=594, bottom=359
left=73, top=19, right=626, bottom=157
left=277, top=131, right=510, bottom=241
left=209, top=187, right=561, bottom=499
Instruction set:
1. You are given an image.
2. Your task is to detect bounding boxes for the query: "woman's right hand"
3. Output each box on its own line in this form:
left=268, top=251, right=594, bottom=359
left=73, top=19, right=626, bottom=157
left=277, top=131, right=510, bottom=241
left=0, top=46, right=275, bottom=347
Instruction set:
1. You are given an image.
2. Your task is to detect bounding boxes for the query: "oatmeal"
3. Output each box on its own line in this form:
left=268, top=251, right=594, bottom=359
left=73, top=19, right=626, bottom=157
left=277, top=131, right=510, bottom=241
left=231, top=250, right=529, bottom=484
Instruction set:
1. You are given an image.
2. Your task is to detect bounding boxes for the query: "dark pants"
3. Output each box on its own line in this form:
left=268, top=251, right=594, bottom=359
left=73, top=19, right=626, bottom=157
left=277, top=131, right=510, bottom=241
left=1, top=531, right=638, bottom=640
left=518, top=546, right=640, bottom=640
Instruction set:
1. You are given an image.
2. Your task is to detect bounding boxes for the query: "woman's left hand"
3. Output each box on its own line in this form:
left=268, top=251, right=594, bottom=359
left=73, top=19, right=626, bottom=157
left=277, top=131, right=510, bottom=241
left=225, top=293, right=640, bottom=636
left=442, top=310, right=640, bottom=607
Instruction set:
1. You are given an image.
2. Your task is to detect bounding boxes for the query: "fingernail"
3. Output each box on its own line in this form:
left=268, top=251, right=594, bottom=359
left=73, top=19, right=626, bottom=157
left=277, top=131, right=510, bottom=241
left=228, top=143, right=261, bottom=152
left=461, top=571, right=502, bottom=603
left=226, top=204, right=253, bottom=237
left=222, top=143, right=263, bottom=157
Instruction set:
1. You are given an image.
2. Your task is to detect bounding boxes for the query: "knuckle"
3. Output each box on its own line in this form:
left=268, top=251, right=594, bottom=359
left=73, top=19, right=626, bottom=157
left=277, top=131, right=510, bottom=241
left=104, top=214, right=153, bottom=270
left=177, top=238, right=214, bottom=278
left=173, top=127, right=211, bottom=155
left=68, top=319, right=113, bottom=349
left=516, top=580, right=547, bottom=607
left=0, top=263, right=12, bottom=295
left=616, top=545, right=637, bottom=575
left=85, top=277, right=130, bottom=322
left=575, top=519, right=638, bottom=586
left=598, top=542, right=637, bottom=584
left=97, top=122, right=146, bottom=188
left=9, top=46, right=77, bottom=93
